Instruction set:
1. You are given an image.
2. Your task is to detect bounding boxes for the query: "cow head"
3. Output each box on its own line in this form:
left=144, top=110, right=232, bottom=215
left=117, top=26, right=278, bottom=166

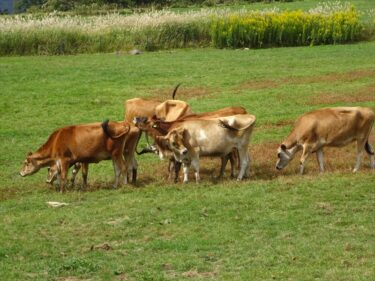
left=20, top=152, right=40, bottom=177
left=158, top=128, right=189, bottom=162
left=276, top=144, right=299, bottom=170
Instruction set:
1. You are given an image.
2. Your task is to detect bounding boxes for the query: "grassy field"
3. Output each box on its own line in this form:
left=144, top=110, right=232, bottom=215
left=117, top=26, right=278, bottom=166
left=1, top=41, right=375, bottom=280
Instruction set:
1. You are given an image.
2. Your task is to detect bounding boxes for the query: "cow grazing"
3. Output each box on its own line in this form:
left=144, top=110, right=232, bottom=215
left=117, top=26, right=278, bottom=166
left=124, top=89, right=192, bottom=182
left=148, top=113, right=256, bottom=183
left=276, top=107, right=375, bottom=174
left=135, top=107, right=248, bottom=181
left=20, top=120, right=131, bottom=192
left=46, top=125, right=140, bottom=187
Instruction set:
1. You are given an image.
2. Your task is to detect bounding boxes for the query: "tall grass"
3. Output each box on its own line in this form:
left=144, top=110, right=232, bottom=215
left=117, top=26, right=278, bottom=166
left=0, top=3, right=370, bottom=55
left=211, top=5, right=363, bottom=48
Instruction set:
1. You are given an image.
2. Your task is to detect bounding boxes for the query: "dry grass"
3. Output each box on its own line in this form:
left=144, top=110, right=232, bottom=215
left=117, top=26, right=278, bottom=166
left=237, top=68, right=375, bottom=92
left=309, top=83, right=375, bottom=105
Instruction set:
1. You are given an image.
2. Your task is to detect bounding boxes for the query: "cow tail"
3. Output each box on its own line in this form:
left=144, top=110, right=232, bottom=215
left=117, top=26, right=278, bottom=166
left=172, top=83, right=181, bottom=100
left=101, top=119, right=112, bottom=138
left=135, top=130, right=144, bottom=155
left=365, top=141, right=374, bottom=155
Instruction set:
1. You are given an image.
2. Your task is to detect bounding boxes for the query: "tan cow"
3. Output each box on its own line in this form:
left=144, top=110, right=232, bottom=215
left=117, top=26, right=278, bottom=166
left=124, top=87, right=192, bottom=182
left=276, top=107, right=375, bottom=174
left=135, top=107, right=248, bottom=181
left=20, top=120, right=131, bottom=192
left=141, top=113, right=256, bottom=183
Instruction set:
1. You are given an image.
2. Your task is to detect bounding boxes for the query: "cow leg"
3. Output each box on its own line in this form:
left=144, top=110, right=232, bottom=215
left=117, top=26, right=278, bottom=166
left=244, top=151, right=251, bottom=178
left=353, top=140, right=365, bottom=172
left=299, top=144, right=311, bottom=175
left=174, top=161, right=181, bottom=183
left=81, top=163, right=88, bottom=189
left=219, top=155, right=229, bottom=178
left=182, top=163, right=190, bottom=183
left=59, top=161, right=69, bottom=193
left=168, top=159, right=175, bottom=181
left=70, top=163, right=81, bottom=187
left=131, top=159, right=138, bottom=184
left=191, top=158, right=200, bottom=183
left=237, top=148, right=249, bottom=181
left=364, top=142, right=375, bottom=169
left=112, top=160, right=122, bottom=188
left=316, top=149, right=324, bottom=173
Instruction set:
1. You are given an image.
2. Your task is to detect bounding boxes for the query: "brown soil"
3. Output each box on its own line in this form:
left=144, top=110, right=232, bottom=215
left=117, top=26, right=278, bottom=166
left=237, top=68, right=375, bottom=91
left=308, top=83, right=375, bottom=105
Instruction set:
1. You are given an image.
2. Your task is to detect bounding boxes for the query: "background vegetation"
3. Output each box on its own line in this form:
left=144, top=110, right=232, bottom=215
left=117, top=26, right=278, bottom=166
left=1, top=40, right=375, bottom=280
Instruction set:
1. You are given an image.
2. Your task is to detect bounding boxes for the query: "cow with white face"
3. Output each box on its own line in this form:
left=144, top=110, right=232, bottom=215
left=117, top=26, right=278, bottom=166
left=157, top=114, right=256, bottom=183
left=276, top=107, right=375, bottom=174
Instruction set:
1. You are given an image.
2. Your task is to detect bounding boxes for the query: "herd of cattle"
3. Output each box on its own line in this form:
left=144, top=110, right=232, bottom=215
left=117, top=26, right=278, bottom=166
left=19, top=87, right=375, bottom=192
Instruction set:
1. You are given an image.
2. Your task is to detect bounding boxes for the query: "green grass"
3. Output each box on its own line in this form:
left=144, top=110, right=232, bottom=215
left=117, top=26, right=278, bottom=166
left=1, top=42, right=375, bottom=280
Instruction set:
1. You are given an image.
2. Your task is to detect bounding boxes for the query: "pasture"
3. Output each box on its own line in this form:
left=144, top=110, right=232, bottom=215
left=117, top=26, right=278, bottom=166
left=1, top=41, right=375, bottom=280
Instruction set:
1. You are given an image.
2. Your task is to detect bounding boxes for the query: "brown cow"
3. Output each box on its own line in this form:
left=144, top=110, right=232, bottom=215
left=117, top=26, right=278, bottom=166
left=276, top=107, right=375, bottom=174
left=135, top=106, right=247, bottom=181
left=46, top=125, right=140, bottom=188
left=20, top=120, right=131, bottom=192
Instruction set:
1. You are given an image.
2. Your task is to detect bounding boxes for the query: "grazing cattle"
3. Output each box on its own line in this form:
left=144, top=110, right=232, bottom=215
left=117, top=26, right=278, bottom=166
left=275, top=107, right=375, bottom=174
left=135, top=106, right=247, bottom=181
left=137, top=112, right=256, bottom=183
left=124, top=87, right=192, bottom=182
left=20, top=120, right=131, bottom=192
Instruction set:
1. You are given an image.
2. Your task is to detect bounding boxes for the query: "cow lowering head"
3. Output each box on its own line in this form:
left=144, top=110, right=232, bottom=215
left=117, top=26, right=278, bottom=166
left=275, top=144, right=297, bottom=170
left=20, top=152, right=40, bottom=177
left=158, top=128, right=189, bottom=162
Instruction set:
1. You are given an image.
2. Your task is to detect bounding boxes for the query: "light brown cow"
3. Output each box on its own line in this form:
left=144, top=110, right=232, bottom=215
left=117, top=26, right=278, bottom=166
left=276, top=107, right=375, bottom=174
left=20, top=120, right=131, bottom=192
left=156, top=114, right=256, bottom=183
left=124, top=88, right=192, bottom=182
left=135, top=106, right=247, bottom=181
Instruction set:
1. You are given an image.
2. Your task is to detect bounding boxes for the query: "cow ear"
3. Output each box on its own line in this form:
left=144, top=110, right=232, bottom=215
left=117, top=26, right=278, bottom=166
left=280, top=144, right=287, bottom=150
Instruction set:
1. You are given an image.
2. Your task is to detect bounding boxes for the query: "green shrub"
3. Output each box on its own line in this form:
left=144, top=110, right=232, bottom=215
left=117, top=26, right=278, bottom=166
left=211, top=7, right=363, bottom=48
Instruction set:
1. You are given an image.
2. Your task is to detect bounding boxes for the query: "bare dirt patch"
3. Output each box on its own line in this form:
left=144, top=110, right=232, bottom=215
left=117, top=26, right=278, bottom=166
left=258, top=119, right=294, bottom=129
left=150, top=87, right=215, bottom=100
left=237, top=68, right=375, bottom=92
left=308, top=84, right=375, bottom=105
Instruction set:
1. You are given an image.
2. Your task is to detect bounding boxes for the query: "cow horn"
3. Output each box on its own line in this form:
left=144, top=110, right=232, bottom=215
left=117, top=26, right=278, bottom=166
left=172, top=83, right=181, bottom=100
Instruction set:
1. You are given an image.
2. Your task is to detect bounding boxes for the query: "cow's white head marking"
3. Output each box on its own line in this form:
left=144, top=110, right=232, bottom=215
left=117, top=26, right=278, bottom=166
left=275, top=144, right=292, bottom=170
left=161, top=128, right=189, bottom=162
left=20, top=152, right=40, bottom=177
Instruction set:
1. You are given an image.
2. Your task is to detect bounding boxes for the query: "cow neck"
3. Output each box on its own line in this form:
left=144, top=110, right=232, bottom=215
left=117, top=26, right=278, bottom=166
left=31, top=133, right=58, bottom=167
left=283, top=130, right=298, bottom=149
left=155, top=120, right=182, bottom=135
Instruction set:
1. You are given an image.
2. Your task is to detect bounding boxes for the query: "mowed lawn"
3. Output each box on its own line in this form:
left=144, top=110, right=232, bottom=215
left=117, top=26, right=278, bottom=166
left=1, top=42, right=375, bottom=280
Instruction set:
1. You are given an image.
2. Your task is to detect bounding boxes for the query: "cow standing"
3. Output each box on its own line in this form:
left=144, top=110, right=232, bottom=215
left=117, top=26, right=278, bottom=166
left=138, top=113, right=256, bottom=183
left=20, top=120, right=131, bottom=192
left=135, top=107, right=248, bottom=181
left=276, top=107, right=375, bottom=174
